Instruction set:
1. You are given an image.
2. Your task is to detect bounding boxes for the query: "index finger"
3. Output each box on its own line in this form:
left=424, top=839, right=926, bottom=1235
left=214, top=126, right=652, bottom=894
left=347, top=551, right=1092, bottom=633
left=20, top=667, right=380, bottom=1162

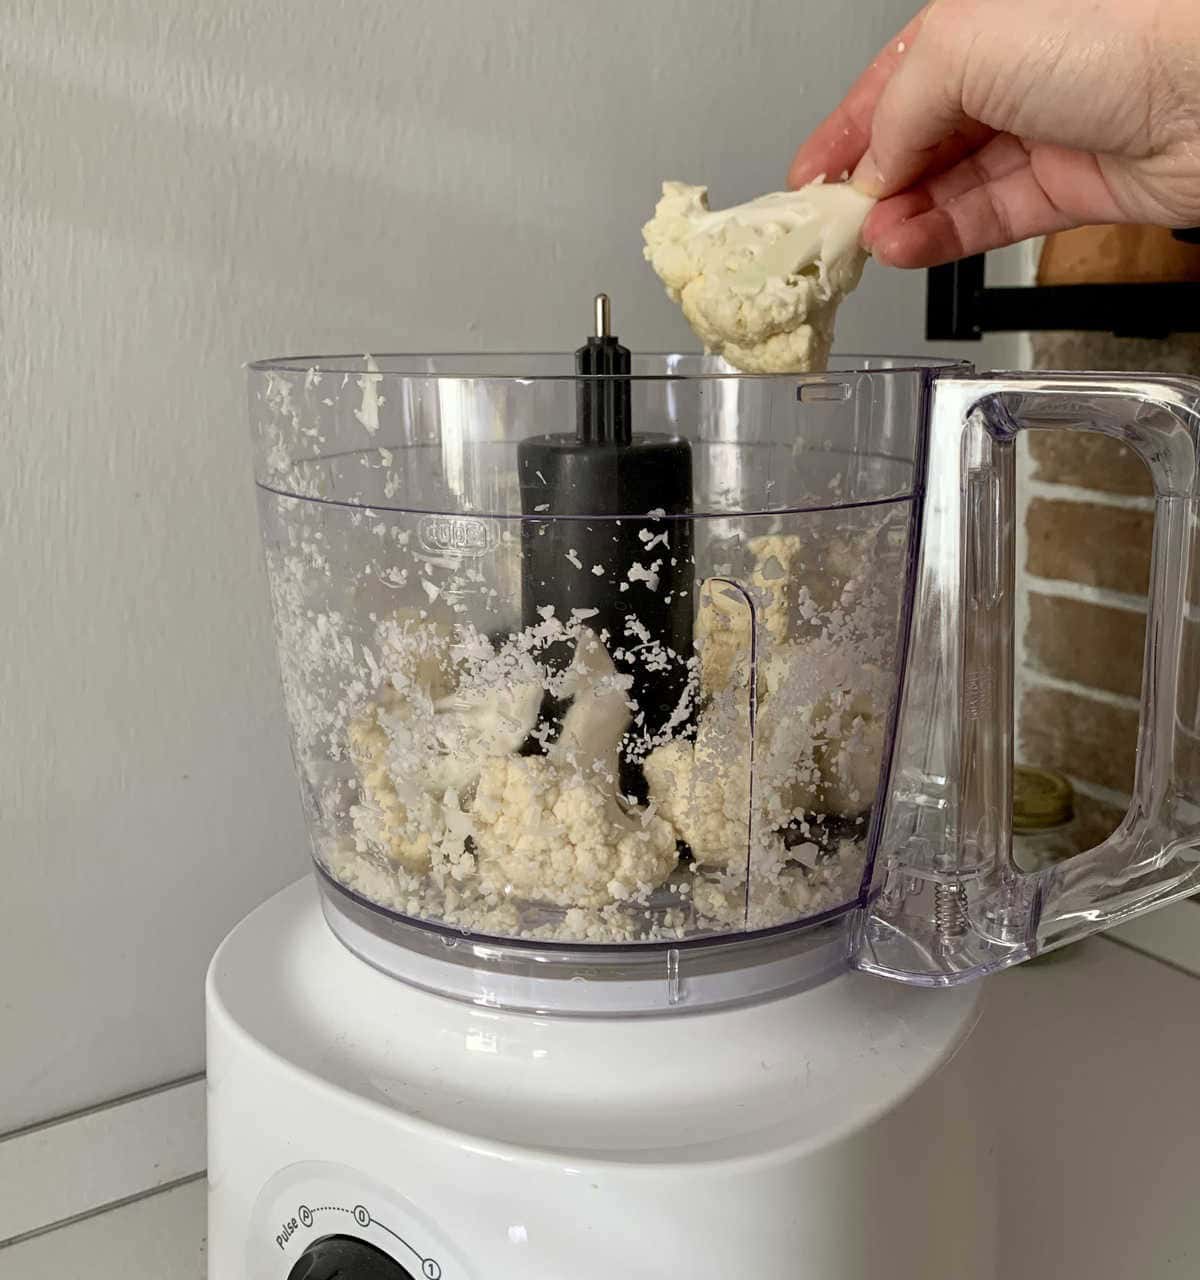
left=787, top=7, right=931, bottom=189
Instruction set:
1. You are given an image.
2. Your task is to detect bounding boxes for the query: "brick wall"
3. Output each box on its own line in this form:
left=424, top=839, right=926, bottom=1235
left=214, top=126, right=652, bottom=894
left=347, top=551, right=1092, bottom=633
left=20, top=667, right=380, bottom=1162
left=1019, top=330, right=1200, bottom=851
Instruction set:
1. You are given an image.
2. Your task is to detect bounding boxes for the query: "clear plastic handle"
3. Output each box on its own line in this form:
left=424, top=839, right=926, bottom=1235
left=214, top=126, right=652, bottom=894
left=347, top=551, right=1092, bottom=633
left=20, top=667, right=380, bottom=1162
left=855, top=372, right=1200, bottom=985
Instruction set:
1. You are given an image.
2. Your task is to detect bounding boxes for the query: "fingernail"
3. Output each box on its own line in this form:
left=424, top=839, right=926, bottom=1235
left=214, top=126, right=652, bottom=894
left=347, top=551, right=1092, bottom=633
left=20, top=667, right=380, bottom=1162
left=859, top=217, right=890, bottom=263
left=871, top=241, right=894, bottom=267
left=851, top=153, right=885, bottom=198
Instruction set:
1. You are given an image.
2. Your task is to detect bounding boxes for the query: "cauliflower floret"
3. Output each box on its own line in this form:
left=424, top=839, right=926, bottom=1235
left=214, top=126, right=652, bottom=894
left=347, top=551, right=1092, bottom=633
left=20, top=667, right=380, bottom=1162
left=472, top=755, right=678, bottom=908
left=642, top=179, right=875, bottom=373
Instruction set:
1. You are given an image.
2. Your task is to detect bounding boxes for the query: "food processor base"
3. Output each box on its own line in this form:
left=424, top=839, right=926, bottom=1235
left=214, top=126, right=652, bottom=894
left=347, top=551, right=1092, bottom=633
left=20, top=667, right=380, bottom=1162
left=206, top=879, right=995, bottom=1280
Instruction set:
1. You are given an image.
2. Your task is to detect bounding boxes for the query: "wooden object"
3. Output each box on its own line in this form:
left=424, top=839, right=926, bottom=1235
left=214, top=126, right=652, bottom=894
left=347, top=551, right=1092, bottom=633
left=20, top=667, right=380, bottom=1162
left=1038, top=225, right=1200, bottom=286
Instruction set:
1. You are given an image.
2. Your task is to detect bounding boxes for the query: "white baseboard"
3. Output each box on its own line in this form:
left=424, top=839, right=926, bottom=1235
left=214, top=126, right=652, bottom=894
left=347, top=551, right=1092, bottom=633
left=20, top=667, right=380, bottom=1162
left=0, top=1074, right=206, bottom=1247
left=0, top=1178, right=207, bottom=1277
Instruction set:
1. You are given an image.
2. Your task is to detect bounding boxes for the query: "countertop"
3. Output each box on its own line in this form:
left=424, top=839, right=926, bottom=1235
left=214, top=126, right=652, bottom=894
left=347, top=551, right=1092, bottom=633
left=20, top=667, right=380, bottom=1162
left=4, top=934, right=1197, bottom=1279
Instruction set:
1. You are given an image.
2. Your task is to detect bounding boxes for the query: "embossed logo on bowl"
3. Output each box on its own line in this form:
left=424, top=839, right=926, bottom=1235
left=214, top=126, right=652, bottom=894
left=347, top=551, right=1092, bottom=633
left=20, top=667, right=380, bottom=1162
left=417, top=514, right=493, bottom=556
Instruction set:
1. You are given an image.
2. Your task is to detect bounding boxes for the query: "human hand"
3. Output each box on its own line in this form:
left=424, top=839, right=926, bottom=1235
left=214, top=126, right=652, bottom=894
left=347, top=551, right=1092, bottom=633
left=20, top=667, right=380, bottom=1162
left=788, top=0, right=1200, bottom=267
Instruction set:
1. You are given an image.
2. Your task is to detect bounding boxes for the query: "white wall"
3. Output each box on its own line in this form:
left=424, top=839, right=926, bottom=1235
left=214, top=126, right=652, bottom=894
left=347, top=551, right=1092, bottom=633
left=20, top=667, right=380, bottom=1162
left=0, top=0, right=1019, bottom=1134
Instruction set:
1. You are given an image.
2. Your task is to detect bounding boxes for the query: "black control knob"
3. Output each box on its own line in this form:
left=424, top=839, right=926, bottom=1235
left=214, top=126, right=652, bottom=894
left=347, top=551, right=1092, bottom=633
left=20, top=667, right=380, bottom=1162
left=287, top=1234, right=416, bottom=1280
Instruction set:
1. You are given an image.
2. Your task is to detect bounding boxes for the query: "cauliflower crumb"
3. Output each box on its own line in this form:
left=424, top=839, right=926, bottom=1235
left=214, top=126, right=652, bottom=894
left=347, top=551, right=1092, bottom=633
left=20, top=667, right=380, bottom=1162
left=355, top=354, right=383, bottom=432
left=627, top=560, right=661, bottom=592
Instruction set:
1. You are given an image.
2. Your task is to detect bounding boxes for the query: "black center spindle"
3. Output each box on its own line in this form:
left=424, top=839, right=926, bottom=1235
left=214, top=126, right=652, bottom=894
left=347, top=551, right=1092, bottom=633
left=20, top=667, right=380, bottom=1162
left=517, top=296, right=695, bottom=799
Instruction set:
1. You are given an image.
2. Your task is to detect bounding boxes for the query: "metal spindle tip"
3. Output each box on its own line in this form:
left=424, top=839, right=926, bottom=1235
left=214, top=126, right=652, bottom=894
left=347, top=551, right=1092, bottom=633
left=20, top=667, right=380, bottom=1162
left=594, top=293, right=611, bottom=338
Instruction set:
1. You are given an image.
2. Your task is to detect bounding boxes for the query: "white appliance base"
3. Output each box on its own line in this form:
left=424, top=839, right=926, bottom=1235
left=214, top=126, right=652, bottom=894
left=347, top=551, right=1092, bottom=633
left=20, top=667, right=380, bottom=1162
left=206, top=878, right=993, bottom=1280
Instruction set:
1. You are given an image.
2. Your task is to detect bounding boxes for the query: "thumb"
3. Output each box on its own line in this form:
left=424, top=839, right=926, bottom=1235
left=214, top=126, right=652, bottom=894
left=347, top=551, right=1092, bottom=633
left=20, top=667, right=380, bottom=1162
left=853, top=9, right=972, bottom=198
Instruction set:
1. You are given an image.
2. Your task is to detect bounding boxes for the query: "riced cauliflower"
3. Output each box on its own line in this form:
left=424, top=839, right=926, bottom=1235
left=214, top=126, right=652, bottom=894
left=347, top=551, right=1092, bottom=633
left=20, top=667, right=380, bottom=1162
left=694, top=577, right=754, bottom=695
left=427, top=679, right=544, bottom=791
left=645, top=581, right=756, bottom=869
left=471, top=630, right=679, bottom=906
left=749, top=534, right=803, bottom=644
left=814, top=683, right=885, bottom=815
left=690, top=842, right=867, bottom=931
left=472, top=754, right=678, bottom=907
left=346, top=615, right=541, bottom=873
left=758, top=640, right=890, bottom=819
left=335, top=524, right=888, bottom=934
left=749, top=527, right=885, bottom=642
left=645, top=571, right=890, bottom=871
left=690, top=865, right=816, bottom=929
left=644, top=735, right=751, bottom=870
left=347, top=699, right=437, bottom=873
left=642, top=179, right=875, bottom=373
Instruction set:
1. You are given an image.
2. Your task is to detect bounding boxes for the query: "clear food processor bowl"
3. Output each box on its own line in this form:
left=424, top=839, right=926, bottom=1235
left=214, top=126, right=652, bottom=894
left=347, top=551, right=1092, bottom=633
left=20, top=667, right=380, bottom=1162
left=248, top=353, right=1200, bottom=1010
left=248, top=354, right=943, bottom=1009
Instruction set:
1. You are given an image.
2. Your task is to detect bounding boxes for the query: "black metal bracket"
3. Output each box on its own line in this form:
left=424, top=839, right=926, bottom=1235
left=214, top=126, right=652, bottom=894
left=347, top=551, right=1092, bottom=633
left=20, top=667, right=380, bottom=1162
left=926, top=239, right=1200, bottom=343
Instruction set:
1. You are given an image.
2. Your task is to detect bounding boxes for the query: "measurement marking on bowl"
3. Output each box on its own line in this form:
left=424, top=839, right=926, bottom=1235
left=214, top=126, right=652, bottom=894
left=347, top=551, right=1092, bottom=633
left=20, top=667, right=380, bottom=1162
left=418, top=515, right=494, bottom=557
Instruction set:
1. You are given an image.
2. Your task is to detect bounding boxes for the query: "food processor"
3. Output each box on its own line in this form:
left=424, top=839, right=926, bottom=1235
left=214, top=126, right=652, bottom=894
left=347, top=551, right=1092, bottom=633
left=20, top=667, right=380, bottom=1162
left=208, top=308, right=1200, bottom=1279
